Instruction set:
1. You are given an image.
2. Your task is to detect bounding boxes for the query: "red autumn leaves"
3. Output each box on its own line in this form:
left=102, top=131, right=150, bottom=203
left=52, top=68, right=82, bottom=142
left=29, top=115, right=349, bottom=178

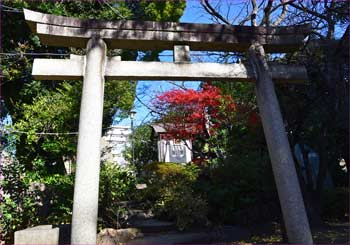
left=153, top=83, right=257, bottom=139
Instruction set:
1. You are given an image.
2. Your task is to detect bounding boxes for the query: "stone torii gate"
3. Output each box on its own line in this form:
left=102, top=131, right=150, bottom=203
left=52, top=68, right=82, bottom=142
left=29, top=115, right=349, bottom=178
left=24, top=9, right=313, bottom=244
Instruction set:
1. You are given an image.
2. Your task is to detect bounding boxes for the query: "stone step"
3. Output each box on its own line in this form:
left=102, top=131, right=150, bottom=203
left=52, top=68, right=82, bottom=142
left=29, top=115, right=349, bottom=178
left=129, top=219, right=175, bottom=233
left=127, top=209, right=154, bottom=225
left=116, top=200, right=140, bottom=208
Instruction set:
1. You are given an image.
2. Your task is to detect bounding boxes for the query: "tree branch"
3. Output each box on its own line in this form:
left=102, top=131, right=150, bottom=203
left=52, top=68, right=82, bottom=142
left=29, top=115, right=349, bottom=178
left=260, top=0, right=273, bottom=26
left=270, top=0, right=296, bottom=13
left=272, top=0, right=290, bottom=26
left=200, top=0, right=231, bottom=25
left=251, top=0, right=258, bottom=26
left=135, top=94, right=166, bottom=117
left=239, top=0, right=264, bottom=26
left=289, top=2, right=328, bottom=21
left=167, top=81, right=188, bottom=91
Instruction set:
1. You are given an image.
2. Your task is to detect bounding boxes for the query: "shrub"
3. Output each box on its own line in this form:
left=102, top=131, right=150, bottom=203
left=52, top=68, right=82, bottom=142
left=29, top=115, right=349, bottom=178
left=0, top=157, right=74, bottom=243
left=0, top=157, right=39, bottom=244
left=98, top=162, right=137, bottom=229
left=196, top=153, right=278, bottom=225
left=141, top=162, right=208, bottom=230
left=0, top=195, right=38, bottom=244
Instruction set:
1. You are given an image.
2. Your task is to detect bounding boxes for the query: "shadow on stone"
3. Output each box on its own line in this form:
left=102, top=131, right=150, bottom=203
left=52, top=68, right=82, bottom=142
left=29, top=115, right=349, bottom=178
left=56, top=224, right=71, bottom=244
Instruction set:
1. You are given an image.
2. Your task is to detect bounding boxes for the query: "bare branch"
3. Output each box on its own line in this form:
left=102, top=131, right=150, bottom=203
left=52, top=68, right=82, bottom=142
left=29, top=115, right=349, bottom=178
left=324, top=0, right=329, bottom=10
left=272, top=0, right=289, bottom=26
left=270, top=0, right=296, bottom=13
left=135, top=94, right=166, bottom=117
left=200, top=0, right=231, bottom=25
left=239, top=0, right=264, bottom=26
left=230, top=1, right=249, bottom=25
left=260, top=0, right=273, bottom=26
left=289, top=2, right=328, bottom=21
left=251, top=0, right=258, bottom=26
left=166, top=81, right=188, bottom=91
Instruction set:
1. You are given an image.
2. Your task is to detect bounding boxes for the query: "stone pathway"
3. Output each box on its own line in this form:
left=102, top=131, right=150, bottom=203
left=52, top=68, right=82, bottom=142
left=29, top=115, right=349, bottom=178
left=121, top=203, right=252, bottom=244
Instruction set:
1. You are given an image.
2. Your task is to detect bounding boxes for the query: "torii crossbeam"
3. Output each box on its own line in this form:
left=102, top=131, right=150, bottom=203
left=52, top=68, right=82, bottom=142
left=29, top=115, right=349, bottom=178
left=24, top=9, right=313, bottom=245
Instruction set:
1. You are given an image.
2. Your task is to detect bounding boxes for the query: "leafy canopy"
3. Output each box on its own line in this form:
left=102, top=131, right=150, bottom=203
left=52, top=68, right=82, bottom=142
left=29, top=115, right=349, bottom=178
left=152, top=84, right=236, bottom=139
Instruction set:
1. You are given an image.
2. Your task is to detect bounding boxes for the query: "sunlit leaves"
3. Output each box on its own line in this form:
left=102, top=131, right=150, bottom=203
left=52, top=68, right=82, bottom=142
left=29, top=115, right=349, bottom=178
left=152, top=83, right=236, bottom=139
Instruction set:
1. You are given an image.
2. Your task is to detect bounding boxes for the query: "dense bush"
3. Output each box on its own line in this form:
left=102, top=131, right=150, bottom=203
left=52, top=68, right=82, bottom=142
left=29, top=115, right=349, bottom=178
left=141, top=162, right=208, bottom=230
left=196, top=152, right=279, bottom=225
left=1, top=159, right=139, bottom=243
left=98, top=162, right=137, bottom=229
left=0, top=157, right=73, bottom=244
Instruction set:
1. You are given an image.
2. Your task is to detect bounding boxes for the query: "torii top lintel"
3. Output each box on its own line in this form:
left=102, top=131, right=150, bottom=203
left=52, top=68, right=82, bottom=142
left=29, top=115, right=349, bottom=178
left=24, top=9, right=311, bottom=53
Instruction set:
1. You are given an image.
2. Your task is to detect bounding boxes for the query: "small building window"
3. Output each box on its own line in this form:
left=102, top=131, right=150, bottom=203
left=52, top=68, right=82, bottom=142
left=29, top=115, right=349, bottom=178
left=171, top=145, right=185, bottom=157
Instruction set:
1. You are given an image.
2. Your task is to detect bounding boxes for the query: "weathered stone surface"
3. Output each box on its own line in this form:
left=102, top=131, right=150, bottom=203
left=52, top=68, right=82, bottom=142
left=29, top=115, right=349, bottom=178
left=70, top=37, right=107, bottom=244
left=248, top=42, right=313, bottom=244
left=32, top=57, right=307, bottom=84
left=14, top=225, right=59, bottom=245
left=23, top=8, right=311, bottom=52
left=173, top=45, right=190, bottom=63
left=23, top=8, right=311, bottom=35
left=97, top=228, right=143, bottom=245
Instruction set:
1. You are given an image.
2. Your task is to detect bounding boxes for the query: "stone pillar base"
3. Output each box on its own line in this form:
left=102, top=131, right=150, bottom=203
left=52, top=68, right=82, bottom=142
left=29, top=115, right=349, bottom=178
left=15, top=225, right=59, bottom=245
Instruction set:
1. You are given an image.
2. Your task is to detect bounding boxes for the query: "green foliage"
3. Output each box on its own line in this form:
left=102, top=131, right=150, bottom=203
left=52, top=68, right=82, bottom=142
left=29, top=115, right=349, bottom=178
left=2, top=2, right=185, bottom=242
left=0, top=196, right=38, bottom=244
left=15, top=82, right=79, bottom=156
left=141, top=162, right=208, bottom=230
left=154, top=184, right=208, bottom=231
left=143, top=162, right=199, bottom=185
left=0, top=153, right=74, bottom=243
left=13, top=79, right=136, bottom=169
left=195, top=148, right=278, bottom=225
left=0, top=157, right=38, bottom=244
left=2, top=0, right=185, bottom=169
left=24, top=166, right=74, bottom=225
left=124, top=124, right=158, bottom=173
left=98, top=162, right=137, bottom=229
left=126, top=0, right=186, bottom=22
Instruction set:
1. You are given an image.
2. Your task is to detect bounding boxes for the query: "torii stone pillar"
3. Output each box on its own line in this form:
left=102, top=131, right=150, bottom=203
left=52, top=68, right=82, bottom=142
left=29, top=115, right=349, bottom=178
left=249, top=42, right=313, bottom=244
left=23, top=8, right=313, bottom=244
left=71, top=37, right=106, bottom=244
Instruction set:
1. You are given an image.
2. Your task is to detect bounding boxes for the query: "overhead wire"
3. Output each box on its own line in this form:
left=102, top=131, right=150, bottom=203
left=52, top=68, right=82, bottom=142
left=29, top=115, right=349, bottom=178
left=1, top=4, right=23, bottom=13
left=0, top=52, right=70, bottom=57
left=0, top=4, right=239, bottom=132
left=0, top=126, right=121, bottom=136
left=100, top=0, right=126, bottom=20
left=0, top=5, right=241, bottom=58
left=0, top=51, right=236, bottom=59
left=1, top=9, right=22, bottom=13
left=1, top=129, right=79, bottom=136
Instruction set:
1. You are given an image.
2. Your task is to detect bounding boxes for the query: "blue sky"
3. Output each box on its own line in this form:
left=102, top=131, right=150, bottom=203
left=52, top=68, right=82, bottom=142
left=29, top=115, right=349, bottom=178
left=110, top=0, right=346, bottom=127
left=116, top=1, right=213, bottom=127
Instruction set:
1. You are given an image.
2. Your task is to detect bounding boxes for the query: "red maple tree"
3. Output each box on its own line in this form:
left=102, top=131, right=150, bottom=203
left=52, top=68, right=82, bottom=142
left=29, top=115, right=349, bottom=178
left=152, top=83, right=236, bottom=139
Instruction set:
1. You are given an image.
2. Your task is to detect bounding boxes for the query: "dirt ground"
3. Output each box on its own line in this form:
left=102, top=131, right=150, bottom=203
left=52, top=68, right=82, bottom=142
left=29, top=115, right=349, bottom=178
left=230, top=221, right=350, bottom=244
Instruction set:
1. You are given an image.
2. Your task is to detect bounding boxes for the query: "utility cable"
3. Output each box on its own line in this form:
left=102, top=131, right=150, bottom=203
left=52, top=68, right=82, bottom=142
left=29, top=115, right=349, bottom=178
left=0, top=52, right=70, bottom=57
left=1, top=4, right=23, bottom=13
left=0, top=51, right=239, bottom=58
left=0, top=126, right=120, bottom=136
left=1, top=129, right=79, bottom=135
